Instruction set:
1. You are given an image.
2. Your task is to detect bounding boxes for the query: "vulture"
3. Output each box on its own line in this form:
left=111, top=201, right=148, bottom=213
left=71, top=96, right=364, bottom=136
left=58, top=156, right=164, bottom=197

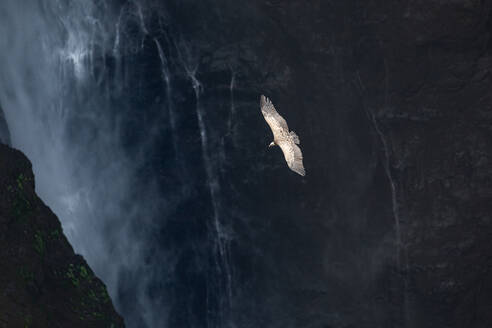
left=260, top=95, right=305, bottom=176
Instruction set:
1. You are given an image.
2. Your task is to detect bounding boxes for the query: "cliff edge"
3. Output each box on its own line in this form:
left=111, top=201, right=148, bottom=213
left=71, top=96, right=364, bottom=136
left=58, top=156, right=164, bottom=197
left=0, top=144, right=124, bottom=327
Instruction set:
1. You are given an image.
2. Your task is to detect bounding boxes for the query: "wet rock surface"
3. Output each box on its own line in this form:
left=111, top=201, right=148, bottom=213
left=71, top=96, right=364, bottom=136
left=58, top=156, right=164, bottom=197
left=366, top=1, right=492, bottom=327
left=0, top=144, right=124, bottom=327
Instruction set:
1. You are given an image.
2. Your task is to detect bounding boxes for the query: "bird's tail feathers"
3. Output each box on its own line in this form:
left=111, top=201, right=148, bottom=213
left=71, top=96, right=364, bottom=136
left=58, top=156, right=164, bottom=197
left=260, top=95, right=271, bottom=107
left=290, top=131, right=300, bottom=144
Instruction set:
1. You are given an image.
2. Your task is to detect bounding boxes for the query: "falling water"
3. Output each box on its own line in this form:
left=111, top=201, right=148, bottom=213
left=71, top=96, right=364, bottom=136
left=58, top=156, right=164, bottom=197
left=113, top=7, right=124, bottom=57
left=0, top=1, right=182, bottom=327
left=355, top=70, right=402, bottom=267
left=357, top=62, right=410, bottom=326
left=227, top=70, right=236, bottom=134
left=0, top=0, right=239, bottom=326
left=178, top=49, right=234, bottom=325
left=135, top=0, right=149, bottom=36
left=154, top=38, right=179, bottom=160
left=366, top=109, right=401, bottom=266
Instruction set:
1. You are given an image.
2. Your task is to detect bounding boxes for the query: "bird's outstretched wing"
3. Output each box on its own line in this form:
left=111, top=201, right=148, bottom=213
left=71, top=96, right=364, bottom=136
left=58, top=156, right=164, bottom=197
left=260, top=95, right=288, bottom=141
left=278, top=140, right=305, bottom=176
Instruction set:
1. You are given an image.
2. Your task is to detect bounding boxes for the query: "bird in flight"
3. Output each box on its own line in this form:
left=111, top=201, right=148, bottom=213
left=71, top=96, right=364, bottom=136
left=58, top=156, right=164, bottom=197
left=260, top=95, right=305, bottom=176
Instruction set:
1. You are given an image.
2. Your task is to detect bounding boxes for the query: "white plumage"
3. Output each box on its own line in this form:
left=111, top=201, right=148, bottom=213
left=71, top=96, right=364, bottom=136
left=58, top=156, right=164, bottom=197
left=260, top=95, right=305, bottom=176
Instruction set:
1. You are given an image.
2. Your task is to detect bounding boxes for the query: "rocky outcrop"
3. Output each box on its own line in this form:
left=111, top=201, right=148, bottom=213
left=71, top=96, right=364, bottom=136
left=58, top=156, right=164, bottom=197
left=0, top=106, right=10, bottom=146
left=0, top=144, right=124, bottom=327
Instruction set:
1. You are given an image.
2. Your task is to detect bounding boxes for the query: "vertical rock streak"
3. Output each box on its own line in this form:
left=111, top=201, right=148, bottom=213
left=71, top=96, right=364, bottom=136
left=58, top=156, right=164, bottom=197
left=368, top=109, right=401, bottom=265
left=366, top=107, right=411, bottom=327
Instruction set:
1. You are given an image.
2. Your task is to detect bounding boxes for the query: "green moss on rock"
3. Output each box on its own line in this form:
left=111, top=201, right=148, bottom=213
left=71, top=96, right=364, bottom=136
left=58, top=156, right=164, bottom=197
left=0, top=144, right=125, bottom=327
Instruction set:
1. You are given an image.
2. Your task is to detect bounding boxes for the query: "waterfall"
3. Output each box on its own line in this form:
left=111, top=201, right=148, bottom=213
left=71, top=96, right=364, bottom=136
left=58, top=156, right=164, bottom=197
left=113, top=7, right=124, bottom=57
left=227, top=70, right=236, bottom=134
left=357, top=65, right=409, bottom=327
left=154, top=38, right=179, bottom=160
left=0, top=0, right=238, bottom=326
left=356, top=70, right=402, bottom=267
left=190, top=65, right=233, bottom=328
left=0, top=1, right=170, bottom=327
left=173, top=36, right=234, bottom=326
left=225, top=69, right=239, bottom=153
left=367, top=109, right=401, bottom=265
left=194, top=75, right=233, bottom=327
left=134, top=0, right=149, bottom=36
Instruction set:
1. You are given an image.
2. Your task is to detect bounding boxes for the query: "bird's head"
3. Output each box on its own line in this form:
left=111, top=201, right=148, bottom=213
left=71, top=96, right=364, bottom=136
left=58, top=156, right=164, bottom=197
left=268, top=141, right=276, bottom=148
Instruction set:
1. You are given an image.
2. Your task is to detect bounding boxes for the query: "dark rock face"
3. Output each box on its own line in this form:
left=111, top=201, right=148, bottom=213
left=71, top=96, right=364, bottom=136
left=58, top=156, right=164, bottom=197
left=0, top=106, right=10, bottom=146
left=0, top=144, right=124, bottom=327
left=366, top=1, right=492, bottom=327
left=148, top=0, right=492, bottom=327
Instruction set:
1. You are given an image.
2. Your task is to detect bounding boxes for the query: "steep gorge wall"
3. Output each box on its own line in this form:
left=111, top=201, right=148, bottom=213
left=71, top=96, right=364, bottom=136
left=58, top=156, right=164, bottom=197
left=367, top=1, right=492, bottom=327
left=168, top=0, right=492, bottom=326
